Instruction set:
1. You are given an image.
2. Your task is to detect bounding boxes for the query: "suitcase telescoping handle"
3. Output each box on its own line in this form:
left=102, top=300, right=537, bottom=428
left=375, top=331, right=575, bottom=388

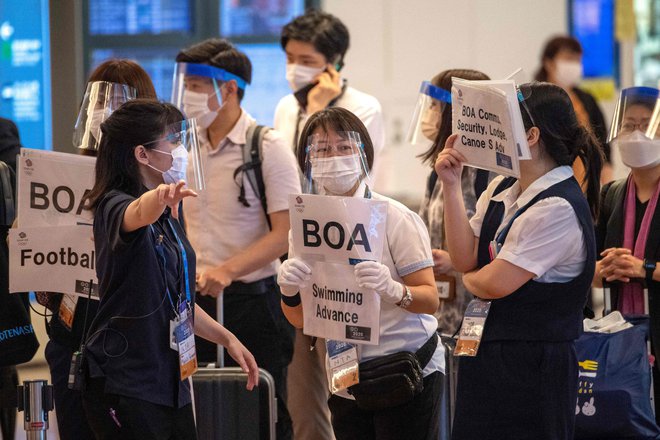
left=217, top=295, right=224, bottom=368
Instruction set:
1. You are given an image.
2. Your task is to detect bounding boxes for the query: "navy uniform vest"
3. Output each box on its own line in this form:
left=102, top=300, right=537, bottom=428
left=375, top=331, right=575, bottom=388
left=476, top=176, right=596, bottom=342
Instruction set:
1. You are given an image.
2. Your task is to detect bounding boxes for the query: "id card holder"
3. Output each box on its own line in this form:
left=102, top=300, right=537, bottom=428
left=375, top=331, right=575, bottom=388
left=326, top=339, right=359, bottom=393
left=455, top=299, right=492, bottom=357
left=435, top=274, right=456, bottom=301
left=488, top=240, right=502, bottom=261
left=58, top=294, right=79, bottom=331
left=175, top=303, right=198, bottom=380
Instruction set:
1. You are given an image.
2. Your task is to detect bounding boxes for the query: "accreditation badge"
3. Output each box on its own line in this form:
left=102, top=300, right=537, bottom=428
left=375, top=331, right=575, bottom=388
left=326, top=339, right=359, bottom=393
left=174, top=303, right=198, bottom=380
left=455, top=299, right=491, bottom=357
left=58, top=294, right=79, bottom=330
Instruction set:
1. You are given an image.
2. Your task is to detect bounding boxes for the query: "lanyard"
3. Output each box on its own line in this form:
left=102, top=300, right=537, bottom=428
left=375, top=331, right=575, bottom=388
left=167, top=218, right=192, bottom=305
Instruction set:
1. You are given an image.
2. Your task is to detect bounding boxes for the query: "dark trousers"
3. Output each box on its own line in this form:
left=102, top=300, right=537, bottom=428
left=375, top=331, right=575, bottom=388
left=82, top=377, right=196, bottom=440
left=44, top=340, right=95, bottom=440
left=0, top=366, right=17, bottom=440
left=328, top=371, right=443, bottom=440
left=452, top=340, right=577, bottom=440
left=195, top=278, right=295, bottom=440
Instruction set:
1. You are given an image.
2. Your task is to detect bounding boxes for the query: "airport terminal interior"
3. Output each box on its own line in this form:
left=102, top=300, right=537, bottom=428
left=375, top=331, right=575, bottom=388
left=1, top=0, right=659, bottom=439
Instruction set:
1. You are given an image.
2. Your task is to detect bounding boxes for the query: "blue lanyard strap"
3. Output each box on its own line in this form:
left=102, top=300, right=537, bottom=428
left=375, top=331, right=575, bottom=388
left=167, top=218, right=191, bottom=305
left=150, top=225, right=177, bottom=313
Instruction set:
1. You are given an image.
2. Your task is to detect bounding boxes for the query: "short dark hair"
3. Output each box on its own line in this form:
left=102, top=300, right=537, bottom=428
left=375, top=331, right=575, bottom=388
left=281, top=9, right=350, bottom=64
left=176, top=38, right=252, bottom=101
left=418, top=69, right=490, bottom=165
left=85, top=100, right=185, bottom=211
left=88, top=59, right=158, bottom=100
left=535, top=35, right=583, bottom=82
left=296, top=107, right=374, bottom=172
left=519, top=82, right=603, bottom=219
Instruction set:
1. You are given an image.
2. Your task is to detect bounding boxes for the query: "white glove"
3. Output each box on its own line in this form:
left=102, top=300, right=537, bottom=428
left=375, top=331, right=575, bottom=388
left=277, top=258, right=312, bottom=296
left=354, top=261, right=404, bottom=305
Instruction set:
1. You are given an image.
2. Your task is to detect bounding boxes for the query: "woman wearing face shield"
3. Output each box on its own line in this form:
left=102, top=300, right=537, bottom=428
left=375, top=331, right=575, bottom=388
left=34, top=59, right=156, bottom=440
left=436, top=82, right=602, bottom=439
left=276, top=107, right=444, bottom=440
left=80, top=100, right=259, bottom=439
left=410, top=69, right=494, bottom=336
left=593, top=86, right=660, bottom=419
left=535, top=35, right=611, bottom=185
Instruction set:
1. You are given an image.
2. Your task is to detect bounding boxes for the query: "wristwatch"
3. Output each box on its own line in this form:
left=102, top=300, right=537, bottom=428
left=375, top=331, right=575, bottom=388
left=399, top=285, right=413, bottom=309
left=643, top=259, right=657, bottom=283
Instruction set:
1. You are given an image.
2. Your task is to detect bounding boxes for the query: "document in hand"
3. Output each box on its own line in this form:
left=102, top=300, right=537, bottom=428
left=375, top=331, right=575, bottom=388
left=451, top=78, right=520, bottom=178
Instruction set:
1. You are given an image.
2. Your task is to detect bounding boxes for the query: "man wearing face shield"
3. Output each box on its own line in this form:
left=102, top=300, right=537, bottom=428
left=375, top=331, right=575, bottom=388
left=594, top=86, right=660, bottom=419
left=173, top=39, right=301, bottom=440
left=274, top=10, right=384, bottom=172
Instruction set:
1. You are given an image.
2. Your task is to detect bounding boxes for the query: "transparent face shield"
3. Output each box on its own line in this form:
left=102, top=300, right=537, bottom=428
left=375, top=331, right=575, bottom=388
left=608, top=87, right=660, bottom=169
left=145, top=119, right=206, bottom=192
left=73, top=81, right=136, bottom=150
left=608, top=87, right=660, bottom=142
left=406, top=81, right=452, bottom=145
left=303, top=131, right=370, bottom=196
left=170, top=62, right=248, bottom=129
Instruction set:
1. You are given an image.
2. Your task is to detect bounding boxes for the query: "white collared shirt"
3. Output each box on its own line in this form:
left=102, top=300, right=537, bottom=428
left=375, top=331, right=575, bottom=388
left=184, top=110, right=301, bottom=282
left=273, top=85, right=385, bottom=160
left=469, top=166, right=587, bottom=283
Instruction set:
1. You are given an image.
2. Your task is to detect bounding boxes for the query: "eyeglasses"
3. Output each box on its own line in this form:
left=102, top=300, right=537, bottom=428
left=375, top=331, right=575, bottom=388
left=621, top=122, right=650, bottom=132
left=311, top=142, right=357, bottom=157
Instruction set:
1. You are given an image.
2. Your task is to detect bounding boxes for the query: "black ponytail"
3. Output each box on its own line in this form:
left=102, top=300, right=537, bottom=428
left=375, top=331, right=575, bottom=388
left=519, top=82, right=603, bottom=219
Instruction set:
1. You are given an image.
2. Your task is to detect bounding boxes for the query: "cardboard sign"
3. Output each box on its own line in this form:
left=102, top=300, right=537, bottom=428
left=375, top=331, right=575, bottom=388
left=301, top=262, right=381, bottom=345
left=9, top=225, right=98, bottom=298
left=18, top=148, right=95, bottom=227
left=451, top=78, right=520, bottom=178
left=289, top=193, right=388, bottom=264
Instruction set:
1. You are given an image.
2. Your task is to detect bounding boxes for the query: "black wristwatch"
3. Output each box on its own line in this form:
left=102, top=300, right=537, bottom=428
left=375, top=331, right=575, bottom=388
left=643, top=259, right=657, bottom=282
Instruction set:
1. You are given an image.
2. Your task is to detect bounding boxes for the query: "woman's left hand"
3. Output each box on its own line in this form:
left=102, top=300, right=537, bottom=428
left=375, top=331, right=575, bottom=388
left=354, top=261, right=403, bottom=304
left=226, top=335, right=260, bottom=390
left=156, top=180, right=197, bottom=220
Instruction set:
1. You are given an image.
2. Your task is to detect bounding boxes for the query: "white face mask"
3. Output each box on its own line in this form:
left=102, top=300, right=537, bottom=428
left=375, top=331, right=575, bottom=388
left=420, top=107, right=440, bottom=141
left=148, top=144, right=189, bottom=184
left=613, top=131, right=660, bottom=169
left=554, top=60, right=583, bottom=88
left=182, top=90, right=219, bottom=129
left=286, top=63, right=324, bottom=92
left=88, top=109, right=107, bottom=133
left=311, top=154, right=363, bottom=195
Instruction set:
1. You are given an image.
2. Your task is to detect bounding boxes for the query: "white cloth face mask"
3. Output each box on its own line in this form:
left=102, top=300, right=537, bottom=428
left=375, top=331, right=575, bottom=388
left=311, top=154, right=363, bottom=194
left=182, top=90, right=219, bottom=129
left=149, top=144, right=189, bottom=184
left=286, top=63, right=324, bottom=92
left=554, top=60, right=583, bottom=88
left=613, top=131, right=660, bottom=169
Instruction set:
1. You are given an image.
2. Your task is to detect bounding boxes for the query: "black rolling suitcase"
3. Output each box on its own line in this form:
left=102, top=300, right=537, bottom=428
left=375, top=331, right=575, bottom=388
left=438, top=334, right=458, bottom=440
left=192, top=296, right=277, bottom=440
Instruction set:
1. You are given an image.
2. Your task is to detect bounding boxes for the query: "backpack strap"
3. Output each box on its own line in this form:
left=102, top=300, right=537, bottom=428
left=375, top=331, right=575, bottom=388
left=233, top=123, right=272, bottom=229
left=0, top=161, right=15, bottom=226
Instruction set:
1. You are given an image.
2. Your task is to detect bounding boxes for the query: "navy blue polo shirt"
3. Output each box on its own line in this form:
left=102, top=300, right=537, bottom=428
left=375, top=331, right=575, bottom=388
left=85, top=190, right=196, bottom=408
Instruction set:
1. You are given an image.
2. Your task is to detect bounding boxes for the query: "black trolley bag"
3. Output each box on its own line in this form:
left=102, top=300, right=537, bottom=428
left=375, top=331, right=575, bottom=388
left=192, top=295, right=277, bottom=440
left=438, top=333, right=458, bottom=440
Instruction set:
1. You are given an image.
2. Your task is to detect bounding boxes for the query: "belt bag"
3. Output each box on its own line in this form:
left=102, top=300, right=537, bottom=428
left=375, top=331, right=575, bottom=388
left=348, top=333, right=438, bottom=411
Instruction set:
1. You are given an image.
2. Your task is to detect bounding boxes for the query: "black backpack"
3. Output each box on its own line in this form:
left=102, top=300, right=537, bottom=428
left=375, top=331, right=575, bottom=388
left=233, top=123, right=272, bottom=229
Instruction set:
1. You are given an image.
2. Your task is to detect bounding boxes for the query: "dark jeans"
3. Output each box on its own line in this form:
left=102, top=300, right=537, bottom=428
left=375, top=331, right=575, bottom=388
left=44, top=340, right=95, bottom=440
left=195, top=278, right=295, bottom=440
left=328, top=371, right=443, bottom=440
left=82, top=377, right=196, bottom=440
